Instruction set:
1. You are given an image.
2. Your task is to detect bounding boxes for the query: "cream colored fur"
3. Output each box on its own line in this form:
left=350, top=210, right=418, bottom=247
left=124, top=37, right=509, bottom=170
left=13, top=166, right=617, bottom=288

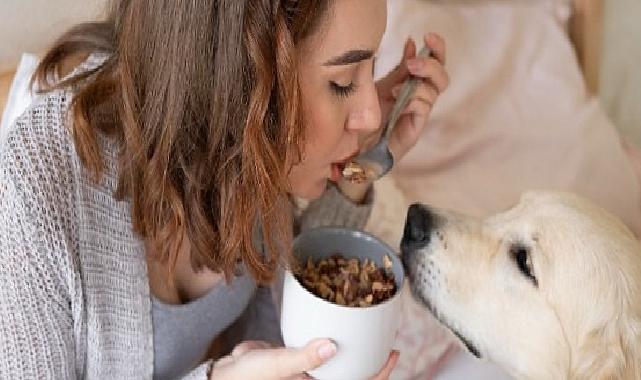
left=403, top=192, right=641, bottom=379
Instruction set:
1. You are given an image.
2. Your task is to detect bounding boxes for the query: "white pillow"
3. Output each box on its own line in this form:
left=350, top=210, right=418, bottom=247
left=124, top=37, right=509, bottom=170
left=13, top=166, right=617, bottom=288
left=0, top=53, right=39, bottom=145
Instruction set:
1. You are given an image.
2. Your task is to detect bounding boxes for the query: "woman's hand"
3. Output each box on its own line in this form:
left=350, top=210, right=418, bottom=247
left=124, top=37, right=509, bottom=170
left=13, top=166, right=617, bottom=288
left=210, top=339, right=399, bottom=380
left=336, top=34, right=447, bottom=204
left=374, top=33, right=449, bottom=163
left=369, top=350, right=400, bottom=380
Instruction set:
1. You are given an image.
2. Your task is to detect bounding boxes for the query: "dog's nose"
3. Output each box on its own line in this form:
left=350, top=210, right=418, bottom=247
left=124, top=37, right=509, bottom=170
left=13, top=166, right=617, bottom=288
left=401, top=203, right=435, bottom=251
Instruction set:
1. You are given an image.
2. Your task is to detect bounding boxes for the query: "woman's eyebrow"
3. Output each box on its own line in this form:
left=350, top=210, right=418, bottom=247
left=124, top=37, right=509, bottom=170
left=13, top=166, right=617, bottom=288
left=323, top=49, right=374, bottom=66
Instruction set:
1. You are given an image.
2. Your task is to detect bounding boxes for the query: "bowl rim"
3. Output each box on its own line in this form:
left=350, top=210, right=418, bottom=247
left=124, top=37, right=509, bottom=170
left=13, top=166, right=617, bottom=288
left=287, top=226, right=405, bottom=311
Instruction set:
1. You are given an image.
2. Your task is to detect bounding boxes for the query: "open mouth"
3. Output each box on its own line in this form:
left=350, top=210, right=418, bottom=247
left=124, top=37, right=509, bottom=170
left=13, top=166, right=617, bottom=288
left=330, top=162, right=345, bottom=182
left=432, top=306, right=481, bottom=359
left=409, top=278, right=482, bottom=359
left=402, top=239, right=481, bottom=358
left=333, top=151, right=359, bottom=169
left=452, top=329, right=481, bottom=359
left=330, top=151, right=359, bottom=182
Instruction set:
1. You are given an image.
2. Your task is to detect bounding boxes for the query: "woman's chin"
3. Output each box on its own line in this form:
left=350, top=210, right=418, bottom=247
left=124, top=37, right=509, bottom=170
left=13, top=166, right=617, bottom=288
left=290, top=177, right=328, bottom=200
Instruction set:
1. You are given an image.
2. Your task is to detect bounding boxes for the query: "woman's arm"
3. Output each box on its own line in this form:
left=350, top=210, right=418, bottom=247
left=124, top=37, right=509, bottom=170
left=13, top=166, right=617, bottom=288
left=0, top=170, right=78, bottom=378
left=296, top=183, right=374, bottom=232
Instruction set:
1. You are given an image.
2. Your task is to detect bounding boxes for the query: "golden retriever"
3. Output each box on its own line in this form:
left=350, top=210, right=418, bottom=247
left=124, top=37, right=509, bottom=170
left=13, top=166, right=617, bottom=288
left=400, top=192, right=641, bottom=379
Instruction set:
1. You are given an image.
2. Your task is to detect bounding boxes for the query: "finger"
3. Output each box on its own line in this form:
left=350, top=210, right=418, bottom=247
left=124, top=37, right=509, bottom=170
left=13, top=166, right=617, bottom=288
left=231, top=341, right=273, bottom=357
left=392, top=82, right=439, bottom=106
left=370, top=351, right=401, bottom=380
left=406, top=58, right=449, bottom=94
left=403, top=37, right=417, bottom=61
left=209, top=355, right=238, bottom=379
left=424, top=33, right=446, bottom=65
left=214, top=354, right=236, bottom=368
left=415, top=83, right=439, bottom=106
left=287, top=374, right=314, bottom=380
left=378, top=38, right=416, bottom=89
left=271, top=339, right=337, bottom=378
left=237, top=339, right=336, bottom=379
left=400, top=98, right=433, bottom=118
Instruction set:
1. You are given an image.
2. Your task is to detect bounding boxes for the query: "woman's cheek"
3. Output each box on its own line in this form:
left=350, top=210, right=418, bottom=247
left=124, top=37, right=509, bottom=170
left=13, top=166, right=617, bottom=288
left=320, top=110, right=347, bottom=151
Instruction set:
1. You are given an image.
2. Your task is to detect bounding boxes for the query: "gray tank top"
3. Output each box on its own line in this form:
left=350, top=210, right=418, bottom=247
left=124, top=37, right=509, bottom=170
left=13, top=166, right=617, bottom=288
left=151, top=271, right=256, bottom=380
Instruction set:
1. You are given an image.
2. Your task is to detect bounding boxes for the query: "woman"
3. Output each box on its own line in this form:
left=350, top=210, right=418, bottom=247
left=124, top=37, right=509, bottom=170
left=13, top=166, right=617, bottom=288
left=0, top=0, right=448, bottom=379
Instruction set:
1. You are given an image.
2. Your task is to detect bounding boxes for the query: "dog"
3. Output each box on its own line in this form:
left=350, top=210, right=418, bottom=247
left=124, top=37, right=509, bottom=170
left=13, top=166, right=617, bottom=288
left=400, top=191, right=641, bottom=379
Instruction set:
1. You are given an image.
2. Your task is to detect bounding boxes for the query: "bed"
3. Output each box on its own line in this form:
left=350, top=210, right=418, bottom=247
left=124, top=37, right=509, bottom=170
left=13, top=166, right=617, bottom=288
left=0, top=1, right=636, bottom=379
left=363, top=1, right=641, bottom=379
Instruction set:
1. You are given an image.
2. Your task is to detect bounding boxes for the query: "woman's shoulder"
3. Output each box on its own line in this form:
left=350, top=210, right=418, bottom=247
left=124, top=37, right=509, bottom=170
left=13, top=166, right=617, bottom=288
left=0, top=88, right=79, bottom=193
left=0, top=52, right=111, bottom=185
left=0, top=90, right=81, bottom=293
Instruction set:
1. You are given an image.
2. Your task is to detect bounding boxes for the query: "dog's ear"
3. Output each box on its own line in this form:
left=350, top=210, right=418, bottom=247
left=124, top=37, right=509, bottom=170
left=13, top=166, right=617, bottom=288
left=571, top=318, right=641, bottom=380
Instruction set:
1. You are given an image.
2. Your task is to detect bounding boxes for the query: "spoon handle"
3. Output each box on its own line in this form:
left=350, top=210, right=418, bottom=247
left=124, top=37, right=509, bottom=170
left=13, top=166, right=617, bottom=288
left=382, top=46, right=431, bottom=142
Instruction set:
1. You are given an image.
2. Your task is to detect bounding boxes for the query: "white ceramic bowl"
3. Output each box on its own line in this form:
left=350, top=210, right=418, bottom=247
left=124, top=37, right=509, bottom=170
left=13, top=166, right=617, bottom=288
left=281, top=227, right=404, bottom=380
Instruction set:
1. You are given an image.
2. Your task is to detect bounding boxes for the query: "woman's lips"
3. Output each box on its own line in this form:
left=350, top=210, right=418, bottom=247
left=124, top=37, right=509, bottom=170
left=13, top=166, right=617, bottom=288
left=330, top=163, right=342, bottom=182
left=329, top=150, right=359, bottom=182
left=335, top=150, right=359, bottom=165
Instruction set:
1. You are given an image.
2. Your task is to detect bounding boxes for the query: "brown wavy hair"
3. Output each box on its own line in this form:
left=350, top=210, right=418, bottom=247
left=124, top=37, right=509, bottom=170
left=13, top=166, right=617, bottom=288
left=33, top=0, right=331, bottom=283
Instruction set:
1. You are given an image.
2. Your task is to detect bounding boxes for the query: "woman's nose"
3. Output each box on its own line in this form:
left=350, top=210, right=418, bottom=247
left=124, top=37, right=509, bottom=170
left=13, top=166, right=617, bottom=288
left=346, top=86, right=381, bottom=133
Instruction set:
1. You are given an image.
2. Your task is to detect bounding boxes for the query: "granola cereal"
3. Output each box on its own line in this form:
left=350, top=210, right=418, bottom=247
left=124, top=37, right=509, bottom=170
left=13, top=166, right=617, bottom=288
left=341, top=162, right=369, bottom=184
left=295, top=254, right=397, bottom=307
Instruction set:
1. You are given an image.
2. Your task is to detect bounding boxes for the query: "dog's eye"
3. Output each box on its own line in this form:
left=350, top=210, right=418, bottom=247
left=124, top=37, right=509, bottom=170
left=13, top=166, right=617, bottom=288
left=510, top=245, right=538, bottom=286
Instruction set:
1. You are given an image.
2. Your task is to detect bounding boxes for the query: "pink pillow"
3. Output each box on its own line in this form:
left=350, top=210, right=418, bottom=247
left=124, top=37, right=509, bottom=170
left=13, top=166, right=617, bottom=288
left=374, top=0, right=641, bottom=234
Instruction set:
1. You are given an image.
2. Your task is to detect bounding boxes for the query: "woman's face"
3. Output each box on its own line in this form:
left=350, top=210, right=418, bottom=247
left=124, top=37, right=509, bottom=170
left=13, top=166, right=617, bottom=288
left=288, top=0, right=387, bottom=199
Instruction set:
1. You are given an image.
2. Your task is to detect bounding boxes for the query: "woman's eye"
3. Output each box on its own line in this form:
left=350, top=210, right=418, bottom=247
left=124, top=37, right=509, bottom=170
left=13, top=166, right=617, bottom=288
left=329, top=81, right=356, bottom=98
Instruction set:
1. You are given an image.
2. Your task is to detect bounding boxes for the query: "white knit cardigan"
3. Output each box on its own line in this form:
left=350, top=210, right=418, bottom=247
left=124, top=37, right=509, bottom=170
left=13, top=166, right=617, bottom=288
left=0, top=61, right=372, bottom=379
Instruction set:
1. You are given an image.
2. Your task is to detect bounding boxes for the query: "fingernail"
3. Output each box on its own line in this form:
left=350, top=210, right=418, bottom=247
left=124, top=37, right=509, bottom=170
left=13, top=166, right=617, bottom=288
left=317, top=341, right=337, bottom=361
left=405, top=38, right=415, bottom=54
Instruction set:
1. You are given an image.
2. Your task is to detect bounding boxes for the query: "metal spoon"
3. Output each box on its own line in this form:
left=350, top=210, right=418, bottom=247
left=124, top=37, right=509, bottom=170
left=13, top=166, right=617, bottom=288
left=342, top=46, right=431, bottom=183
